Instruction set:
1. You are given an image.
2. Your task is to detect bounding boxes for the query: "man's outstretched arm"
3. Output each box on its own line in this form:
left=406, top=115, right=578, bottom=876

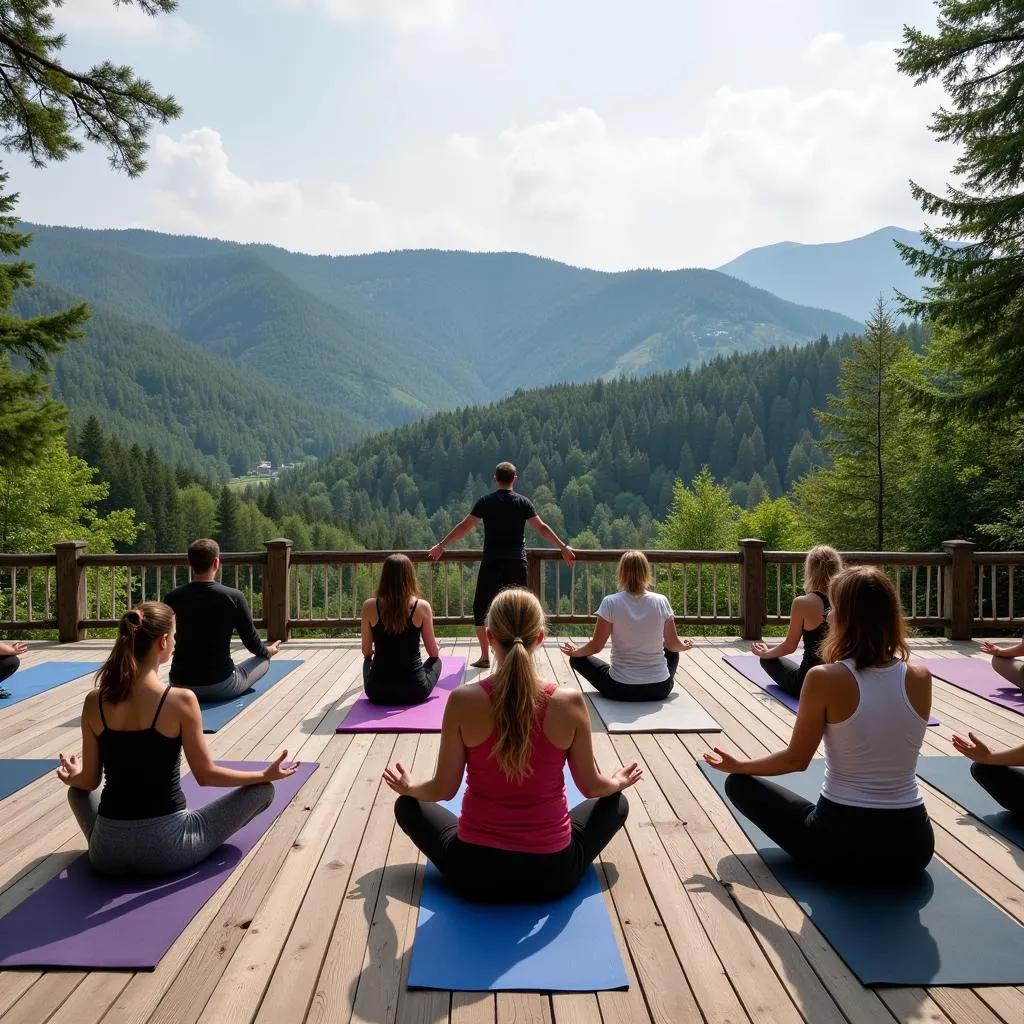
left=527, top=516, right=575, bottom=565
left=428, top=515, right=480, bottom=561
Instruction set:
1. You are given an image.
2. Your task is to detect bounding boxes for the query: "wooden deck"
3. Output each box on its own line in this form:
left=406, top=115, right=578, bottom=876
left=1, top=636, right=1023, bottom=1024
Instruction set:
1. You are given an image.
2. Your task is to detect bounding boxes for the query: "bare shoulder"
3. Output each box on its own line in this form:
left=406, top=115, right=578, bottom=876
left=361, top=597, right=376, bottom=615
left=81, top=689, right=100, bottom=717
left=415, top=599, right=433, bottom=617
left=805, top=662, right=853, bottom=687
left=548, top=685, right=588, bottom=716
left=168, top=686, right=200, bottom=714
left=447, top=681, right=488, bottom=710
left=904, top=661, right=932, bottom=685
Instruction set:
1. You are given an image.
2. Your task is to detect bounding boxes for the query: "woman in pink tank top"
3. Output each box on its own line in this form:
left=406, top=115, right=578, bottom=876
left=706, top=567, right=935, bottom=883
left=383, top=588, right=642, bottom=903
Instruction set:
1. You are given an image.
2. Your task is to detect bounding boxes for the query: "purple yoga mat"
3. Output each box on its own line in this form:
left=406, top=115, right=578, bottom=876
left=921, top=657, right=1024, bottom=715
left=723, top=654, right=940, bottom=726
left=0, top=761, right=318, bottom=969
left=336, top=656, right=467, bottom=732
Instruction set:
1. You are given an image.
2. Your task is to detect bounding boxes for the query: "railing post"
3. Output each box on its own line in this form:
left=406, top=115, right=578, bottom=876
left=264, top=538, right=293, bottom=642
left=942, top=539, right=976, bottom=640
left=54, top=540, right=87, bottom=643
left=739, top=538, right=766, bottom=640
left=527, top=552, right=542, bottom=602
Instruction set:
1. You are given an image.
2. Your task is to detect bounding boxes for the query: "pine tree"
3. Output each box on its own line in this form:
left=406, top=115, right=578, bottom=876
left=896, top=1, right=1024, bottom=416
left=215, top=485, right=242, bottom=552
left=795, top=300, right=913, bottom=549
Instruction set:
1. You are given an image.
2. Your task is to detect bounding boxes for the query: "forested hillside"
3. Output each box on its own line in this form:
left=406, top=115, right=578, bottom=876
left=12, top=281, right=357, bottom=479
left=267, top=338, right=854, bottom=550
left=18, top=224, right=862, bottom=433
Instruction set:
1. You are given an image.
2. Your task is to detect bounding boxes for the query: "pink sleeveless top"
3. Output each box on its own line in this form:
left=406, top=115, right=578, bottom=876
left=458, top=680, right=571, bottom=854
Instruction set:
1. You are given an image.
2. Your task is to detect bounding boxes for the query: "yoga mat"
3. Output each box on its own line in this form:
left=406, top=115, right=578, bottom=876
left=699, top=759, right=1024, bottom=985
left=407, top=769, right=629, bottom=992
left=920, top=657, right=1024, bottom=716
left=336, top=657, right=466, bottom=733
left=199, top=659, right=303, bottom=732
left=0, top=761, right=317, bottom=969
left=916, top=756, right=1024, bottom=850
left=0, top=661, right=103, bottom=709
left=723, top=654, right=940, bottom=726
left=0, top=759, right=55, bottom=801
left=580, top=679, right=721, bottom=733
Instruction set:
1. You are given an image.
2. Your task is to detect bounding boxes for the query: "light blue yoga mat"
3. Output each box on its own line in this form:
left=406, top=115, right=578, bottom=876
left=699, top=760, right=1024, bottom=985
left=198, top=660, right=303, bottom=732
left=407, top=771, right=629, bottom=992
left=0, top=759, right=55, bottom=801
left=916, top=756, right=1024, bottom=850
left=0, top=662, right=103, bottom=709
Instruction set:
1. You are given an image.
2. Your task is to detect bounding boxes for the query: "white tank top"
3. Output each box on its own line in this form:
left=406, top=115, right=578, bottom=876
left=821, top=659, right=927, bottom=809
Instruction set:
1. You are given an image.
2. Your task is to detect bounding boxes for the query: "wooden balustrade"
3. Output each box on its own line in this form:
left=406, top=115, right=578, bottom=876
left=0, top=539, right=1020, bottom=642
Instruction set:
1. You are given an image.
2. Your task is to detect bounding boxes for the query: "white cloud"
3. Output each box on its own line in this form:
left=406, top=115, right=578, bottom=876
left=291, top=0, right=461, bottom=32
left=804, top=31, right=845, bottom=64
left=55, top=0, right=197, bottom=44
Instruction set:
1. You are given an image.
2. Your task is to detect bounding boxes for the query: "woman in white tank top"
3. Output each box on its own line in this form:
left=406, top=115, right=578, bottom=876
left=705, top=566, right=935, bottom=882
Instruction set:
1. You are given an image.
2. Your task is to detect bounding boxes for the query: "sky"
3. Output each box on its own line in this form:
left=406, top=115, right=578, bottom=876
left=9, top=0, right=954, bottom=270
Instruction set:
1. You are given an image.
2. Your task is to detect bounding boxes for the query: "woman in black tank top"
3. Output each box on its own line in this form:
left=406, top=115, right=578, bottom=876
left=56, top=602, right=299, bottom=876
left=361, top=554, right=442, bottom=705
left=750, top=545, right=843, bottom=698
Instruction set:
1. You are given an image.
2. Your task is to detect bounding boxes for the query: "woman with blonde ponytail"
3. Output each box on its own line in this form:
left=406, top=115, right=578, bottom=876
left=384, top=588, right=640, bottom=903
left=57, top=602, right=299, bottom=876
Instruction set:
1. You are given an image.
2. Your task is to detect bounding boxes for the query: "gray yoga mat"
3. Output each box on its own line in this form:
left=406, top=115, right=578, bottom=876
left=916, top=756, right=1024, bottom=849
left=579, top=679, right=720, bottom=733
left=698, top=759, right=1024, bottom=985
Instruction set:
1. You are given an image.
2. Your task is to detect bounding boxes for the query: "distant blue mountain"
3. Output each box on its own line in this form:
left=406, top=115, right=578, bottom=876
left=716, top=226, right=928, bottom=322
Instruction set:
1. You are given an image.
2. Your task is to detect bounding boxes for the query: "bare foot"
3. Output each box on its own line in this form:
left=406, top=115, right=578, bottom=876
left=471, top=657, right=490, bottom=669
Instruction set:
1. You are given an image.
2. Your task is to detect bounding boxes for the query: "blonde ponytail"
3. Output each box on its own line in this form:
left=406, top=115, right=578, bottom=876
left=485, top=588, right=545, bottom=781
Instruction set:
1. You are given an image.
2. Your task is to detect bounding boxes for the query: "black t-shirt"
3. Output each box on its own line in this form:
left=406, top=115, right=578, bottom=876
left=163, top=580, right=269, bottom=687
left=470, top=489, right=537, bottom=562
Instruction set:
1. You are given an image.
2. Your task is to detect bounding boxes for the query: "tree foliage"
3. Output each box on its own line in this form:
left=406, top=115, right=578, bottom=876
left=896, top=0, right=1024, bottom=417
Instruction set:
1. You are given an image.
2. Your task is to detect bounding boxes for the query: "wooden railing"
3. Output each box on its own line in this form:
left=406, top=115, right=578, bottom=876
left=0, top=539, right=1020, bottom=642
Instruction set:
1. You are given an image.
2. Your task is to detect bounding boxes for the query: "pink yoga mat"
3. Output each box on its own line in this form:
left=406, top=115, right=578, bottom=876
left=723, top=654, right=940, bottom=725
left=920, top=657, right=1024, bottom=715
left=336, top=657, right=467, bottom=732
left=0, top=761, right=318, bottom=969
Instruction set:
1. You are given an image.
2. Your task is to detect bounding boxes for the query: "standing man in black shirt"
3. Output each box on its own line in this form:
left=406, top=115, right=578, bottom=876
left=428, top=461, right=574, bottom=668
left=163, top=538, right=283, bottom=700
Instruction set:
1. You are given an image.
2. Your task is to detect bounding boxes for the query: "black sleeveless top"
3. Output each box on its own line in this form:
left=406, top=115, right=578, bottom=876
left=97, top=686, right=186, bottom=820
left=800, top=591, right=831, bottom=667
left=370, top=599, right=423, bottom=673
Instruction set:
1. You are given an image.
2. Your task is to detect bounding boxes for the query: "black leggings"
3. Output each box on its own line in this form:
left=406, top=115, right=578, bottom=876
left=759, top=655, right=818, bottom=698
left=394, top=792, right=629, bottom=903
left=569, top=651, right=679, bottom=702
left=473, top=559, right=528, bottom=626
left=724, top=774, right=934, bottom=883
left=971, top=762, right=1024, bottom=817
left=0, top=654, right=18, bottom=687
left=363, top=656, right=442, bottom=706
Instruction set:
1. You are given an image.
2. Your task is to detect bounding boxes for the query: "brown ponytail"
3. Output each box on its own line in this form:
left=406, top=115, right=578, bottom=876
left=95, top=602, right=174, bottom=704
left=485, top=587, right=545, bottom=781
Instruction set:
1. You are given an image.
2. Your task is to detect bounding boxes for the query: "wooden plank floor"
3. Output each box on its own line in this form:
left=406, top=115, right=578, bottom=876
left=1, top=637, right=1023, bottom=1024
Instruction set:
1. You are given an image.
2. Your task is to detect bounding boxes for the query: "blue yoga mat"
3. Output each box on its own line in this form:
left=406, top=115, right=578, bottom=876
left=916, top=756, right=1024, bottom=850
left=198, top=660, right=303, bottom=732
left=0, top=759, right=55, bottom=801
left=407, top=772, right=629, bottom=992
left=0, top=662, right=103, bottom=710
left=699, top=760, right=1024, bottom=985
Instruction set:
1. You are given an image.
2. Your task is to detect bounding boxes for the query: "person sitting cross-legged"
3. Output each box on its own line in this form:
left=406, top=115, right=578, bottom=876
left=383, top=587, right=640, bottom=904
left=705, top=566, right=935, bottom=884
left=979, top=638, right=1024, bottom=692
left=0, top=639, right=27, bottom=697
left=560, top=550, right=693, bottom=702
left=952, top=731, right=1024, bottom=818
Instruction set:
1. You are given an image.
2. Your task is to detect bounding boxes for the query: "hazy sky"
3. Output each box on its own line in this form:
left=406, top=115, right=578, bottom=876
left=11, top=0, right=952, bottom=269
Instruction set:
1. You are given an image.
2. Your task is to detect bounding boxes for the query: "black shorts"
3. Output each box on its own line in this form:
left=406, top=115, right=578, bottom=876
left=473, top=558, right=528, bottom=625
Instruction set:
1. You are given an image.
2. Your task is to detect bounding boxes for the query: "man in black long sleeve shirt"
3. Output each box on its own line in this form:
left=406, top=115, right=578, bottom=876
left=163, top=538, right=282, bottom=700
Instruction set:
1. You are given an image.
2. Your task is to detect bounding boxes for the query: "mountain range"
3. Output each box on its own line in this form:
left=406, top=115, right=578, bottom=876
left=12, top=222, right=918, bottom=477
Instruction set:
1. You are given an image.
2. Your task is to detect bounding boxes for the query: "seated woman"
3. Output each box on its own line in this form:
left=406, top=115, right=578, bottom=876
left=952, top=732, right=1024, bottom=817
left=751, top=544, right=843, bottom=698
left=706, top=566, right=934, bottom=883
left=558, top=550, right=693, bottom=702
left=979, top=638, right=1024, bottom=692
left=57, top=602, right=297, bottom=876
left=384, top=587, right=641, bottom=903
left=0, top=639, right=27, bottom=697
left=361, top=553, right=442, bottom=706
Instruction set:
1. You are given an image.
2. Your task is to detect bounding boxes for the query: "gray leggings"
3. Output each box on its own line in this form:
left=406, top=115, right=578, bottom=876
left=68, top=783, right=274, bottom=876
left=183, top=656, right=270, bottom=703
